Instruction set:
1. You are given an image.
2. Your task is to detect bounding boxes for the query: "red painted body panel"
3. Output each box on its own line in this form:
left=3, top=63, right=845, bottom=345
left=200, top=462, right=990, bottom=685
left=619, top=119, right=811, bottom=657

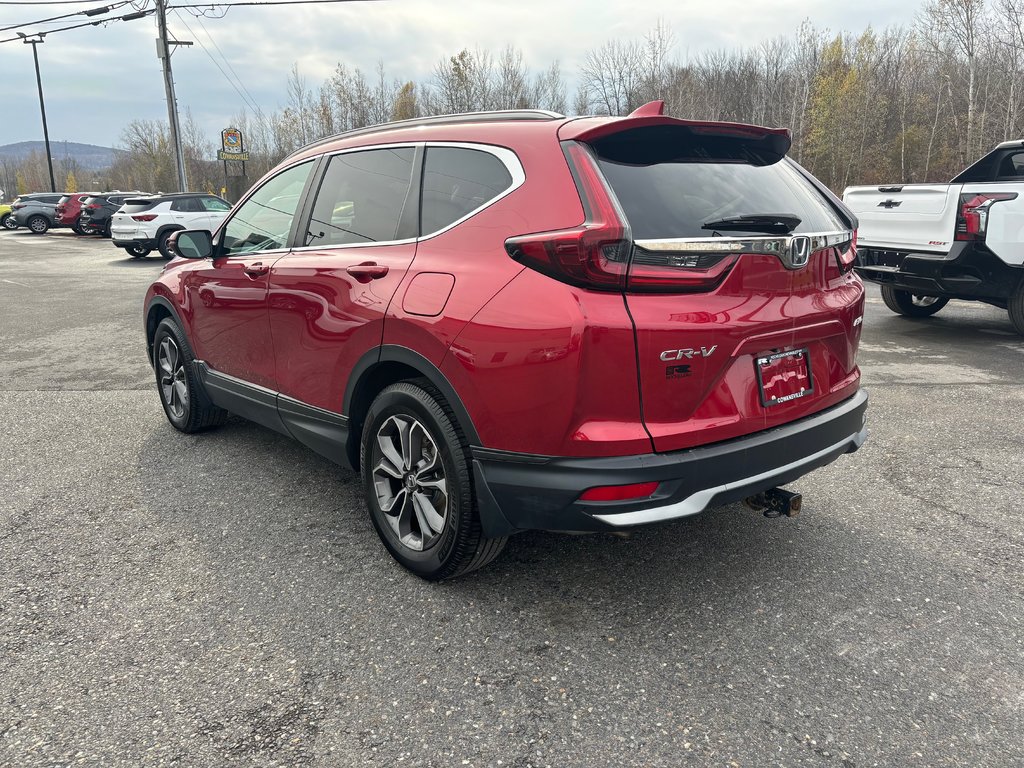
left=268, top=244, right=416, bottom=412
left=179, top=254, right=281, bottom=388
left=440, top=269, right=651, bottom=457
left=627, top=246, right=863, bottom=452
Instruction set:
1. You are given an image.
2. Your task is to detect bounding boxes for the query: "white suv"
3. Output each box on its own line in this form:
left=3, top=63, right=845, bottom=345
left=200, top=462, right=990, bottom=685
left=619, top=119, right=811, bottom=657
left=111, top=193, right=232, bottom=259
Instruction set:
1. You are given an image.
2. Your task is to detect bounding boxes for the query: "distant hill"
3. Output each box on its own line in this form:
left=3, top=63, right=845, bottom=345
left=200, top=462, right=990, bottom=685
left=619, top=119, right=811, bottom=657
left=0, top=141, right=121, bottom=170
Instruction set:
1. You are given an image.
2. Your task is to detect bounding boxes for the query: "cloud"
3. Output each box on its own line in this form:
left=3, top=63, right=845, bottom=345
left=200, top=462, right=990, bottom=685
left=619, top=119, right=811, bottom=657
left=0, top=0, right=922, bottom=147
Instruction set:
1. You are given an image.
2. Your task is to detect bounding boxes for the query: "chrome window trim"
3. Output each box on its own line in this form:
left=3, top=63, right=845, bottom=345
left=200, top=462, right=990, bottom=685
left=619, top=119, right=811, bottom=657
left=288, top=141, right=525, bottom=253
left=634, top=229, right=853, bottom=270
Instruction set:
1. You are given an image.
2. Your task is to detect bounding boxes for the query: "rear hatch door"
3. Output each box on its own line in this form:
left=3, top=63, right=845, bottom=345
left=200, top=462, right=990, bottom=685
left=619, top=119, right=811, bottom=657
left=567, top=117, right=861, bottom=452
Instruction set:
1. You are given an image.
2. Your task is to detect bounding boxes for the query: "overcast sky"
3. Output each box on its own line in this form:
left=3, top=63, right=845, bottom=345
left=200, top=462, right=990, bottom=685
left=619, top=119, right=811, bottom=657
left=1, top=0, right=921, bottom=149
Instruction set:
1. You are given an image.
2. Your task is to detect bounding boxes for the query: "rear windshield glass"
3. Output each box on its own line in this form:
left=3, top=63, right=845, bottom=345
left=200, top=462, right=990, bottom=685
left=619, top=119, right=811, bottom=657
left=57, top=196, right=71, bottom=205
left=120, top=200, right=155, bottom=214
left=597, top=155, right=844, bottom=239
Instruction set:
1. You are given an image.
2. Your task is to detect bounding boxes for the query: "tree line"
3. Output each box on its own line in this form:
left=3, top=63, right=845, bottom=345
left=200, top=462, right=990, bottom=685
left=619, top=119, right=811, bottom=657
left=3, top=0, right=1022, bottom=200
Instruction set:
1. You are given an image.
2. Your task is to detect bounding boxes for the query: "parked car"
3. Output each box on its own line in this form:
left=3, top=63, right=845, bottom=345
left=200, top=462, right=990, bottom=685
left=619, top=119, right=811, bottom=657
left=10, top=192, right=63, bottom=233
left=55, top=193, right=94, bottom=235
left=111, top=193, right=231, bottom=259
left=145, top=101, right=868, bottom=580
left=844, top=139, right=1024, bottom=334
left=0, top=202, right=14, bottom=230
left=80, top=192, right=147, bottom=237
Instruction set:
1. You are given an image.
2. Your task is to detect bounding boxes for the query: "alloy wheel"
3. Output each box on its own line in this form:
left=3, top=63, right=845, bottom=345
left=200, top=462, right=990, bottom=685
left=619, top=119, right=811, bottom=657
left=371, top=414, right=448, bottom=551
left=911, top=295, right=941, bottom=307
left=157, top=336, right=189, bottom=420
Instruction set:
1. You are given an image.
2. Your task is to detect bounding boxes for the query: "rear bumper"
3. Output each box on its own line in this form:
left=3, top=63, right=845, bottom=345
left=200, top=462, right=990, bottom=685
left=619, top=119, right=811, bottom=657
left=113, top=237, right=156, bottom=249
left=855, top=242, right=1023, bottom=301
left=472, top=388, right=868, bottom=536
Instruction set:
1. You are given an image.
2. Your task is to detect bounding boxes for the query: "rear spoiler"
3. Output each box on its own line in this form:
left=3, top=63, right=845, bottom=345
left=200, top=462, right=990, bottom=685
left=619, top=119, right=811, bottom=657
left=558, top=101, right=792, bottom=166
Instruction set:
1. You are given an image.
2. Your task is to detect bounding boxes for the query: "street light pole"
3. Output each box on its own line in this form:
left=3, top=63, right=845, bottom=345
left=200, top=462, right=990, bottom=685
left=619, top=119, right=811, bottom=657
left=155, top=0, right=188, bottom=192
left=22, top=35, right=56, bottom=193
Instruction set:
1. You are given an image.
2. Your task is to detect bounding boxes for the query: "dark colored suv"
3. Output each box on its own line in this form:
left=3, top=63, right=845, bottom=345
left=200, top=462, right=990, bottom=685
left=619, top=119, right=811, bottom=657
left=145, top=102, right=868, bottom=580
left=80, top=192, right=147, bottom=237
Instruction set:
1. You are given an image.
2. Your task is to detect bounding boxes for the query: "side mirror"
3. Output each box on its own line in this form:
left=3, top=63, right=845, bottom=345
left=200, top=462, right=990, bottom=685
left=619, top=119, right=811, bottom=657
left=172, top=229, right=214, bottom=259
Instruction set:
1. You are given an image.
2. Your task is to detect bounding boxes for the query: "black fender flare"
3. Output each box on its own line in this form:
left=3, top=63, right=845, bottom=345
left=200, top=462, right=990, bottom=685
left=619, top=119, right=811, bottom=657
left=344, top=345, right=481, bottom=446
left=144, top=295, right=186, bottom=365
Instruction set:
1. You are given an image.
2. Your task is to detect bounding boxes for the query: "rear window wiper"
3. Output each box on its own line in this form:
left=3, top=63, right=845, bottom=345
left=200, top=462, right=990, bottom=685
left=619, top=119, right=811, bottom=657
left=701, top=213, right=801, bottom=234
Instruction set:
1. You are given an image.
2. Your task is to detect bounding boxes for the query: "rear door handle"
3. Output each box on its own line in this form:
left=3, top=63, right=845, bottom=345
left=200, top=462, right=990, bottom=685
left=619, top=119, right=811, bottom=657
left=346, top=262, right=389, bottom=282
left=244, top=262, right=270, bottom=278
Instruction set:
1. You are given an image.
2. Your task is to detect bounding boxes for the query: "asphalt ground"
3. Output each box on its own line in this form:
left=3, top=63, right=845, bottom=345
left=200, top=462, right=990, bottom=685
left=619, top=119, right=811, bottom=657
left=1, top=228, right=1022, bottom=767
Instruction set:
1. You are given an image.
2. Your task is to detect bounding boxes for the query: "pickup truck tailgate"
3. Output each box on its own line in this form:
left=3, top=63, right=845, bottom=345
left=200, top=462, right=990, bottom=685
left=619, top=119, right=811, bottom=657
left=843, top=184, right=958, bottom=253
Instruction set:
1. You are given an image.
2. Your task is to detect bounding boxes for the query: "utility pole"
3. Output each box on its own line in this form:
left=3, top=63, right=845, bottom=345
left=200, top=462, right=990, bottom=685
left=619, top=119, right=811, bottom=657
left=155, top=0, right=190, bottom=192
left=21, top=34, right=56, bottom=193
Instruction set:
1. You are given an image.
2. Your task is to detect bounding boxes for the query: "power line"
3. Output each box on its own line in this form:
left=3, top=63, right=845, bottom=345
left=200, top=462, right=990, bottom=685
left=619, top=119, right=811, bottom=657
left=172, top=8, right=260, bottom=114
left=0, top=1, right=114, bottom=5
left=0, top=2, right=131, bottom=33
left=193, top=11, right=261, bottom=113
left=0, top=11, right=150, bottom=43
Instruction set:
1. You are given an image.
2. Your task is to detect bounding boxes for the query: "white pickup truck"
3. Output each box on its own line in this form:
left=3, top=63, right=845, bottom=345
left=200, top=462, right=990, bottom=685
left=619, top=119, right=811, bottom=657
left=843, top=140, right=1024, bottom=335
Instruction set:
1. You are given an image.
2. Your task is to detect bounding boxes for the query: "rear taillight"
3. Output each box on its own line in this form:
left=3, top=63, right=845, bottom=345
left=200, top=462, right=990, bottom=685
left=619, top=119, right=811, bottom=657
left=12, top=203, right=24, bottom=209
left=86, top=203, right=101, bottom=209
left=132, top=214, right=157, bottom=222
left=504, top=142, right=631, bottom=290
left=505, top=142, right=738, bottom=293
left=955, top=192, right=1017, bottom=241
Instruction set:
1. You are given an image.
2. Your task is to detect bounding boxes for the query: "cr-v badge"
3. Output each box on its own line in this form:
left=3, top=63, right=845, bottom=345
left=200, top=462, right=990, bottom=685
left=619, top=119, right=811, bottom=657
left=660, top=346, right=718, bottom=361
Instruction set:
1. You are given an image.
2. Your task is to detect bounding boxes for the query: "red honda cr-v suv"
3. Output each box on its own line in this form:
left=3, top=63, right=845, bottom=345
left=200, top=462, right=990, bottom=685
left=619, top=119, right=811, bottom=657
left=144, top=101, right=868, bottom=580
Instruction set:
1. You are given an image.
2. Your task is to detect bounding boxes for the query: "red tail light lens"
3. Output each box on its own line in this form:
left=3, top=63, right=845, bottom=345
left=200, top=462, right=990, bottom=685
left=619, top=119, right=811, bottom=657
left=87, top=203, right=101, bottom=209
left=955, top=192, right=1017, bottom=241
left=131, top=214, right=157, bottom=222
left=12, top=203, right=24, bottom=209
left=579, top=481, right=659, bottom=502
left=505, top=142, right=631, bottom=290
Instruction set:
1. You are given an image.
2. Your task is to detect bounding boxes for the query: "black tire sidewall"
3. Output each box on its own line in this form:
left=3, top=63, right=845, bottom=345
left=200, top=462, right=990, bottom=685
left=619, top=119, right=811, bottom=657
left=153, top=319, right=199, bottom=431
left=361, top=385, right=471, bottom=579
left=882, top=286, right=948, bottom=317
left=158, top=231, right=177, bottom=260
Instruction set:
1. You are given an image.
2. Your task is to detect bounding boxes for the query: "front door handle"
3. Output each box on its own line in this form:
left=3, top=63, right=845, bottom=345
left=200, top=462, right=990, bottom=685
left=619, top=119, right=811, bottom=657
left=244, top=262, right=270, bottom=278
left=346, top=262, right=389, bottom=282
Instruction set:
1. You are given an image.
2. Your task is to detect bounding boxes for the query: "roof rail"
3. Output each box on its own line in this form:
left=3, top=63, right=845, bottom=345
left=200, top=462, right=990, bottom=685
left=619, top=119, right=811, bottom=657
left=283, top=109, right=565, bottom=161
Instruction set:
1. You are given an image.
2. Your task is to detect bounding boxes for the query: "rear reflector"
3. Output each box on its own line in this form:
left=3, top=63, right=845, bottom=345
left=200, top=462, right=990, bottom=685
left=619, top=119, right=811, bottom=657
left=579, top=481, right=659, bottom=502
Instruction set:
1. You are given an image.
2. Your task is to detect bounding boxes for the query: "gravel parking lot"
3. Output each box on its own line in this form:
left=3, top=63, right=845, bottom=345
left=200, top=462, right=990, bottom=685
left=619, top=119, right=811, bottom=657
left=2, top=228, right=1022, bottom=767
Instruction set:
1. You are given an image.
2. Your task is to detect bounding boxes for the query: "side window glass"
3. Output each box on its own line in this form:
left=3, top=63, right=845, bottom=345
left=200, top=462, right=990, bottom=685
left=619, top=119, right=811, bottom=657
left=304, top=147, right=415, bottom=247
left=203, top=197, right=232, bottom=212
left=222, top=161, right=314, bottom=256
left=171, top=199, right=186, bottom=212
left=420, top=147, right=513, bottom=235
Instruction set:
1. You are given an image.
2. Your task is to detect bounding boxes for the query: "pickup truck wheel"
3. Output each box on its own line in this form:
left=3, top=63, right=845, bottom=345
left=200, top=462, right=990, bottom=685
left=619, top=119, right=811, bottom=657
left=361, top=381, right=506, bottom=580
left=880, top=285, right=949, bottom=317
left=1009, top=281, right=1024, bottom=335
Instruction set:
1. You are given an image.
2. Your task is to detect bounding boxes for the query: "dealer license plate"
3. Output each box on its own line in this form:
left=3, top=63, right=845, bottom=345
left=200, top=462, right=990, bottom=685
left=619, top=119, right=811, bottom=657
left=756, top=348, right=813, bottom=407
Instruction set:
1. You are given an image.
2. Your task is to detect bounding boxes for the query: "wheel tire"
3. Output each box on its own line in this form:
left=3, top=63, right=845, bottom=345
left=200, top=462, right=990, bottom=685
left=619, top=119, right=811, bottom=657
left=102, top=220, right=112, bottom=238
left=1009, top=280, right=1024, bottom=336
left=152, top=318, right=227, bottom=433
left=360, top=381, right=506, bottom=580
left=126, top=244, right=151, bottom=258
left=157, top=230, right=178, bottom=260
left=72, top=222, right=88, bottom=235
left=1, top=213, right=16, bottom=230
left=879, top=285, right=949, bottom=317
left=27, top=215, right=49, bottom=234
